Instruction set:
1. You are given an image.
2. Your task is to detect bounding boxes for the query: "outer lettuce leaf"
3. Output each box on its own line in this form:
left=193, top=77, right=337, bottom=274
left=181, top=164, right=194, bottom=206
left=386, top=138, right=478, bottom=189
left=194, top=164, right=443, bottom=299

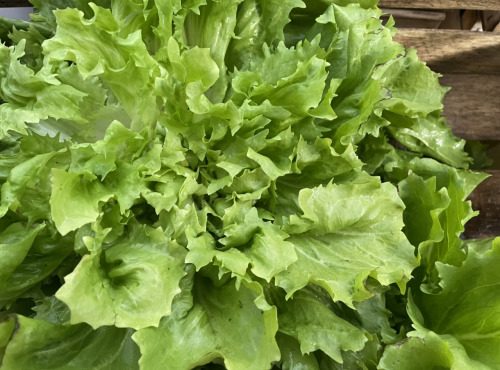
left=0, top=315, right=140, bottom=370
left=380, top=330, right=492, bottom=370
left=0, top=223, right=44, bottom=307
left=276, top=288, right=367, bottom=364
left=373, top=49, right=470, bottom=169
left=399, top=174, right=450, bottom=252
left=0, top=224, right=74, bottom=308
left=56, top=223, right=187, bottom=330
left=133, top=277, right=280, bottom=370
left=1, top=149, right=69, bottom=222
left=276, top=333, right=320, bottom=370
left=386, top=111, right=470, bottom=169
left=379, top=331, right=454, bottom=370
left=354, top=294, right=401, bottom=344
left=411, top=238, right=500, bottom=368
left=315, top=335, right=381, bottom=369
left=380, top=291, right=492, bottom=370
left=0, top=38, right=122, bottom=142
left=395, top=158, right=487, bottom=289
left=276, top=175, right=418, bottom=307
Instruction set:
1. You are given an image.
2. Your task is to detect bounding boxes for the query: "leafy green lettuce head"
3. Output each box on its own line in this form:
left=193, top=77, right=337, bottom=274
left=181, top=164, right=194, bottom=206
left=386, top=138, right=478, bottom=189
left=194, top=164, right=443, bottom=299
left=0, top=1, right=494, bottom=369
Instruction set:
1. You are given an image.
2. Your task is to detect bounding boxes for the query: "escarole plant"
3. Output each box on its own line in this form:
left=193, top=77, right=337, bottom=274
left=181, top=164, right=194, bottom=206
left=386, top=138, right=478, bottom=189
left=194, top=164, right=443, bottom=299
left=0, top=1, right=498, bottom=369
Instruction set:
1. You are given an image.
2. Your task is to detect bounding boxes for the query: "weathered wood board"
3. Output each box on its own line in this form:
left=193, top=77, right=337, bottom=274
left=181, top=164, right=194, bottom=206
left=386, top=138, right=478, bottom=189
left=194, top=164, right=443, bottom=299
left=440, top=74, right=500, bottom=141
left=393, top=29, right=500, bottom=75
left=379, top=0, right=500, bottom=11
left=466, top=171, right=500, bottom=238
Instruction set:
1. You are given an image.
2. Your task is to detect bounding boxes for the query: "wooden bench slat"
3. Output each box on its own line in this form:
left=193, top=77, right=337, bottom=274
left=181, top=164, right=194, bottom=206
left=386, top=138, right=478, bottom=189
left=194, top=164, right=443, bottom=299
left=393, top=29, right=500, bottom=74
left=440, top=74, right=500, bottom=140
left=378, top=0, right=500, bottom=11
left=466, top=170, right=500, bottom=238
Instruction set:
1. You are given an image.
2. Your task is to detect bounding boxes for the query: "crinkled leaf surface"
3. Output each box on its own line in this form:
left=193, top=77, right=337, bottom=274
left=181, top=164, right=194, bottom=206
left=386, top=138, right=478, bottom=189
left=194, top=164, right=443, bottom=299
left=133, top=277, right=280, bottom=370
left=276, top=288, right=367, bottom=363
left=412, top=238, right=500, bottom=369
left=56, top=224, right=187, bottom=330
left=379, top=331, right=454, bottom=370
left=396, top=159, right=487, bottom=289
left=276, top=176, right=418, bottom=307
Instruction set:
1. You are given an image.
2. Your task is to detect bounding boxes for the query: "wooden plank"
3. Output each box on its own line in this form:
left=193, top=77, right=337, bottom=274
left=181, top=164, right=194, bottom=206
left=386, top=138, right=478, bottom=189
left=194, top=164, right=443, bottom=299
left=465, top=170, right=500, bottom=238
left=393, top=29, right=500, bottom=74
left=440, top=74, right=500, bottom=140
left=378, top=0, right=500, bottom=10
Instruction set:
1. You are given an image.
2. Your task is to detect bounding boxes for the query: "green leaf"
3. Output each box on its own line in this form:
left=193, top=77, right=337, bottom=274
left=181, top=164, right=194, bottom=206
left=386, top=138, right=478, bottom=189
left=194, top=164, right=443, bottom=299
left=30, top=0, right=112, bottom=30
left=379, top=331, right=454, bottom=370
left=1, top=147, right=69, bottom=223
left=133, top=277, right=280, bottom=370
left=293, top=139, right=363, bottom=181
left=277, top=289, right=367, bottom=364
left=314, top=334, right=381, bottom=369
left=382, top=296, right=491, bottom=370
left=276, top=332, right=320, bottom=370
left=276, top=176, right=417, bottom=307
left=0, top=226, right=74, bottom=308
left=43, top=5, right=161, bottom=131
left=399, top=173, right=449, bottom=249
left=50, top=168, right=113, bottom=235
left=354, top=294, right=400, bottom=344
left=186, top=225, right=297, bottom=283
left=183, top=0, right=243, bottom=101
left=0, top=315, right=140, bottom=370
left=398, top=159, right=487, bottom=289
left=412, top=238, right=500, bottom=368
left=227, top=0, right=305, bottom=70
left=374, top=49, right=446, bottom=116
left=372, top=49, right=471, bottom=168
left=0, top=223, right=44, bottom=307
left=56, top=224, right=187, bottom=330
left=232, top=39, right=330, bottom=118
